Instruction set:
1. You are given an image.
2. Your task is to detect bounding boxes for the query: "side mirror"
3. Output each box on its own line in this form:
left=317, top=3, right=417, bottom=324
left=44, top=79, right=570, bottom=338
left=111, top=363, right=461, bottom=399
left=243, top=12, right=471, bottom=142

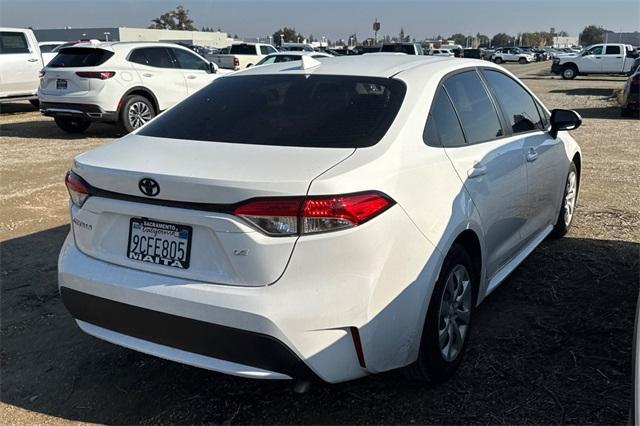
left=550, top=109, right=582, bottom=138
left=209, top=62, right=218, bottom=74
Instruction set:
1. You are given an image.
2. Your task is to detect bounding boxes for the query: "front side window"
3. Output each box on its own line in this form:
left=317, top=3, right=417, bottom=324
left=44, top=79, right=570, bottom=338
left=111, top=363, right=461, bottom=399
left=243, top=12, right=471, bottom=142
left=39, top=44, right=60, bottom=53
left=171, top=48, right=209, bottom=71
left=139, top=75, right=406, bottom=148
left=256, top=55, right=277, bottom=65
left=586, top=45, right=603, bottom=55
left=129, top=47, right=174, bottom=68
left=0, top=32, right=29, bottom=54
left=424, top=89, right=466, bottom=147
left=605, top=45, right=621, bottom=55
left=482, top=70, right=543, bottom=134
left=443, top=71, right=503, bottom=144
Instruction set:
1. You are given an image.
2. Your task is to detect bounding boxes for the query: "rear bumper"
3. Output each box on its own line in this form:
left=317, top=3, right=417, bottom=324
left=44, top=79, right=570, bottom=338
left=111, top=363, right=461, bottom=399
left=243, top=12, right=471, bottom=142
left=58, top=202, right=441, bottom=383
left=40, top=102, right=117, bottom=122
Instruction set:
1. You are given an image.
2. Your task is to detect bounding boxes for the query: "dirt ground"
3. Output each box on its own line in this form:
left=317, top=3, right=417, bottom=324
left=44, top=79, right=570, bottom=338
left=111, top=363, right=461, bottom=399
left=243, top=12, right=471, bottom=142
left=1, top=61, right=639, bottom=425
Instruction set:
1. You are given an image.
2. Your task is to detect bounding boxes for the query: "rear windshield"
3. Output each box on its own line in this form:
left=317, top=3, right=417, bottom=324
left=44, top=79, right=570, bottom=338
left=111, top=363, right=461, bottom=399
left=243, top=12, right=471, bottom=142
left=48, top=48, right=114, bottom=67
left=229, top=44, right=257, bottom=55
left=381, top=44, right=415, bottom=55
left=139, top=75, right=406, bottom=148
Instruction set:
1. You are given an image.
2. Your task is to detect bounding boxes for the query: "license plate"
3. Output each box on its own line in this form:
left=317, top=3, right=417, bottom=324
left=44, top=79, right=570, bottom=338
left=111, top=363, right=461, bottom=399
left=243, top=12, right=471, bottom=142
left=127, top=218, right=192, bottom=269
left=56, top=79, right=67, bottom=89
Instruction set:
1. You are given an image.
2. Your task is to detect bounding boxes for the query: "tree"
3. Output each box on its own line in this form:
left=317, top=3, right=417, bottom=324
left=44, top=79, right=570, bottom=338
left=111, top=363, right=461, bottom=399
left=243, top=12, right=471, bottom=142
left=579, top=25, right=606, bottom=46
left=521, top=32, right=545, bottom=47
left=558, top=30, right=569, bottom=37
left=491, top=33, right=513, bottom=47
left=272, top=27, right=304, bottom=46
left=149, top=5, right=196, bottom=31
left=450, top=33, right=466, bottom=46
left=399, top=27, right=405, bottom=42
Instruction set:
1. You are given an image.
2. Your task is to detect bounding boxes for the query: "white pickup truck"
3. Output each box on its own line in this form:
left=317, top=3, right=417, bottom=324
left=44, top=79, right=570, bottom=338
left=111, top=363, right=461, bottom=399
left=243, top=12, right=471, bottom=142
left=210, top=43, right=278, bottom=70
left=551, top=43, right=638, bottom=79
left=0, top=27, right=45, bottom=106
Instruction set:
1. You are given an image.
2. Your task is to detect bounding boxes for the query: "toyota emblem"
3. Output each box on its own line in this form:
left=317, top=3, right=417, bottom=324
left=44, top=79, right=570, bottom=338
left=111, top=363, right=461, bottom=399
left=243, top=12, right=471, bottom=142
left=138, top=178, right=160, bottom=197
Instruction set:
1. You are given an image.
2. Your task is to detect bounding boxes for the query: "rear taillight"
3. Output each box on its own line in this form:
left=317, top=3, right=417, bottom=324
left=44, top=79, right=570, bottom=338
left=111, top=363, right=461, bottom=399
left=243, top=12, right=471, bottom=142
left=234, top=192, right=394, bottom=236
left=75, top=71, right=115, bottom=79
left=631, top=76, right=640, bottom=87
left=39, top=69, right=45, bottom=78
left=65, top=171, right=92, bottom=207
left=233, top=57, right=240, bottom=68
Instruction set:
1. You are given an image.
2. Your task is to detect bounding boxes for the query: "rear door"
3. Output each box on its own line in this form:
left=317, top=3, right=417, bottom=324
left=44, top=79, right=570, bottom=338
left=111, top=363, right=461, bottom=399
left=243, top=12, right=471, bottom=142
left=0, top=31, right=41, bottom=96
left=438, top=70, right=528, bottom=278
left=602, top=45, right=624, bottom=73
left=169, top=47, right=216, bottom=94
left=128, top=47, right=187, bottom=110
left=481, top=69, right=565, bottom=244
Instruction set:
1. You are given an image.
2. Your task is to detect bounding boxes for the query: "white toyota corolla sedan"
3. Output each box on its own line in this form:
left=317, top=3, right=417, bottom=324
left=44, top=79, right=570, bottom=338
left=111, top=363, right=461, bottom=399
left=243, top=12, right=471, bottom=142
left=59, top=55, right=582, bottom=384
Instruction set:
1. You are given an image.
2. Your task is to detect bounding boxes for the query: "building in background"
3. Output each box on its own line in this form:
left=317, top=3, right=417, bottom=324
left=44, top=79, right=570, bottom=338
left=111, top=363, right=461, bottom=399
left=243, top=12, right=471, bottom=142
left=553, top=36, right=579, bottom=48
left=604, top=31, right=640, bottom=47
left=33, top=27, right=232, bottom=48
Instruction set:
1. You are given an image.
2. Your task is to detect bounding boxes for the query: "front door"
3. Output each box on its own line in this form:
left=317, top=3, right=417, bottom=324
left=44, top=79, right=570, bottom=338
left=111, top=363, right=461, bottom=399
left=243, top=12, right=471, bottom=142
left=169, top=47, right=216, bottom=94
left=581, top=45, right=604, bottom=72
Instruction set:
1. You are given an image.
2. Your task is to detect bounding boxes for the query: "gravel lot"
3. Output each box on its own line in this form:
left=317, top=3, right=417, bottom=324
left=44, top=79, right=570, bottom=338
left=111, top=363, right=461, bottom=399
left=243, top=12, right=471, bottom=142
left=1, top=61, right=639, bottom=425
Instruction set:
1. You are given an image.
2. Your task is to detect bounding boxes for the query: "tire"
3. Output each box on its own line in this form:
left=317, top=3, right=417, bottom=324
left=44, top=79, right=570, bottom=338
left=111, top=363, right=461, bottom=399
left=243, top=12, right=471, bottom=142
left=118, top=95, right=156, bottom=134
left=29, top=99, right=40, bottom=109
left=494, top=57, right=503, bottom=64
left=54, top=116, right=91, bottom=134
left=404, top=243, right=476, bottom=383
left=550, top=162, right=578, bottom=238
left=621, top=107, right=640, bottom=118
left=561, top=65, right=578, bottom=80
left=519, top=57, right=527, bottom=64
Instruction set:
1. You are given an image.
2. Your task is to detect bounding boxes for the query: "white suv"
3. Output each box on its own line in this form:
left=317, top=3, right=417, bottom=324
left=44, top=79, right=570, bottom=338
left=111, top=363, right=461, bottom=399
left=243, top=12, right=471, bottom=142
left=59, top=55, right=582, bottom=384
left=38, top=41, right=227, bottom=134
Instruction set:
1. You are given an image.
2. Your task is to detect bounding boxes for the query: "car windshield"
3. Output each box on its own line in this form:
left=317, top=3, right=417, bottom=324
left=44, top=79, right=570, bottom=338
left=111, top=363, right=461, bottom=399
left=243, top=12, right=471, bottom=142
left=47, top=47, right=114, bottom=67
left=381, top=44, right=414, bottom=54
left=139, top=74, right=406, bottom=148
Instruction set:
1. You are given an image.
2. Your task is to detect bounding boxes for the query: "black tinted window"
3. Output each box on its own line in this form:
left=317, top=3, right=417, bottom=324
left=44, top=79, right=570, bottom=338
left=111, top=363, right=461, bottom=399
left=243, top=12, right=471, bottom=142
left=172, top=48, right=208, bottom=71
left=48, top=48, right=114, bottom=67
left=482, top=70, right=543, bottom=134
left=424, top=89, right=466, bottom=147
left=444, top=71, right=503, bottom=144
left=140, top=75, right=406, bottom=148
left=39, top=44, right=59, bottom=53
left=129, top=47, right=174, bottom=68
left=605, top=45, right=621, bottom=55
left=381, top=44, right=415, bottom=54
left=230, top=44, right=256, bottom=55
left=0, top=32, right=29, bottom=54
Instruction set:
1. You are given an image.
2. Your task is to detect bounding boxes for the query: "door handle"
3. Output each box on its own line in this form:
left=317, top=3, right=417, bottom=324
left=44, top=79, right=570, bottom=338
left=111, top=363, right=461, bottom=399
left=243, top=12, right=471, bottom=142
left=27, top=58, right=39, bottom=62
left=186, top=75, right=197, bottom=80
left=616, top=56, right=622, bottom=59
left=467, top=163, right=487, bottom=178
left=526, top=148, right=538, bottom=162
left=142, top=73, right=153, bottom=77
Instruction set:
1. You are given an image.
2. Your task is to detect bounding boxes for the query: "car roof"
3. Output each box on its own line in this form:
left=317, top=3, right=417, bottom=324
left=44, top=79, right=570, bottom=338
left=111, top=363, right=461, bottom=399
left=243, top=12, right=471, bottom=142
left=230, top=54, right=480, bottom=79
left=266, top=52, right=325, bottom=57
left=61, top=41, right=195, bottom=52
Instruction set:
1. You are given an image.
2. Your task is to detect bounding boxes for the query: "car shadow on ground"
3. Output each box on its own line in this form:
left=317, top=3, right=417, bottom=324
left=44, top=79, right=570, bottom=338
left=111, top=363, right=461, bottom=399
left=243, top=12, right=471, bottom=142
left=0, top=103, right=38, bottom=115
left=549, top=88, right=615, bottom=97
left=1, top=225, right=638, bottom=424
left=572, top=106, right=633, bottom=120
left=0, top=119, right=123, bottom=140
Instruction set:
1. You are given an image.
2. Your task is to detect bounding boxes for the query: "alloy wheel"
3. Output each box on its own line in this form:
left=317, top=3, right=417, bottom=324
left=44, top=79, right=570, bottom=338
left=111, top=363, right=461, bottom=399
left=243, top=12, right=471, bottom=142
left=128, top=101, right=152, bottom=129
left=563, top=68, right=575, bottom=79
left=564, top=170, right=577, bottom=226
left=438, top=264, right=472, bottom=362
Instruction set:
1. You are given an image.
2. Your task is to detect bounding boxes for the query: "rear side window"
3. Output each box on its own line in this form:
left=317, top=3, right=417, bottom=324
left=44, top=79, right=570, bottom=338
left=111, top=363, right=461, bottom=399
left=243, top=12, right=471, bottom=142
left=39, top=44, right=60, bottom=53
left=605, top=45, right=621, bottom=55
left=230, top=44, right=256, bottom=55
left=139, top=75, right=406, bottom=148
left=171, top=48, right=209, bottom=71
left=481, top=70, right=543, bottom=134
left=48, top=48, right=114, bottom=67
left=424, top=89, right=466, bottom=147
left=128, top=47, right=174, bottom=68
left=444, top=71, right=503, bottom=144
left=0, top=32, right=30, bottom=54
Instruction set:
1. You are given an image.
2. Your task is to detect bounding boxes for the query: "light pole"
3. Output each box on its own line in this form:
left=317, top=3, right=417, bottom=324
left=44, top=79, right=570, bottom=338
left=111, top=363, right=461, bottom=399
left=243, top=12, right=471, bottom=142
left=280, top=33, right=284, bottom=47
left=103, top=31, right=110, bottom=41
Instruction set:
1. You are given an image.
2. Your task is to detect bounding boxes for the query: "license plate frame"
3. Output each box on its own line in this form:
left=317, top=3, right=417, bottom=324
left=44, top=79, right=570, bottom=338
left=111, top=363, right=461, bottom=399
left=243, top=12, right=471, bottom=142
left=56, top=79, right=67, bottom=90
left=126, top=218, right=192, bottom=269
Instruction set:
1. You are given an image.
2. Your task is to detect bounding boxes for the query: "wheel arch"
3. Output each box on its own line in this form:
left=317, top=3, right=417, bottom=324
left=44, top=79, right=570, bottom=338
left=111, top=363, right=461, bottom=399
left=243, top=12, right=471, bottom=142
left=452, top=229, right=482, bottom=304
left=120, top=87, right=159, bottom=114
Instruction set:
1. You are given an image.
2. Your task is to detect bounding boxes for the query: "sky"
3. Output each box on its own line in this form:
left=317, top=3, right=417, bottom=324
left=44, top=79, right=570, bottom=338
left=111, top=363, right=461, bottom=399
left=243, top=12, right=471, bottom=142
left=1, top=0, right=638, bottom=41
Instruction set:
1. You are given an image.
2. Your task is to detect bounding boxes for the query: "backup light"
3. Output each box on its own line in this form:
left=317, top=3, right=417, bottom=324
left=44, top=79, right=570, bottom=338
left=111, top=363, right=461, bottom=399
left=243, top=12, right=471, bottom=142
left=234, top=192, right=394, bottom=236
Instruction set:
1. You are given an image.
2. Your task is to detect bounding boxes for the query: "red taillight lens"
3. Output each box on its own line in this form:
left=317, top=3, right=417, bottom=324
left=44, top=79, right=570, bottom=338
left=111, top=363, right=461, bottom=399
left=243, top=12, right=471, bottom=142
left=65, top=171, right=92, bottom=207
left=233, top=192, right=393, bottom=236
left=233, top=57, right=240, bottom=67
left=75, top=71, right=115, bottom=79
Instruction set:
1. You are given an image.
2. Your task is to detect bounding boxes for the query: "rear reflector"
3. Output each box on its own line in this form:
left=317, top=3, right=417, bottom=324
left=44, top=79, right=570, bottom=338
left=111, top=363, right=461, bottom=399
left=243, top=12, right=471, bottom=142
left=75, top=71, right=115, bottom=79
left=65, top=170, right=92, bottom=207
left=234, top=192, right=393, bottom=236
